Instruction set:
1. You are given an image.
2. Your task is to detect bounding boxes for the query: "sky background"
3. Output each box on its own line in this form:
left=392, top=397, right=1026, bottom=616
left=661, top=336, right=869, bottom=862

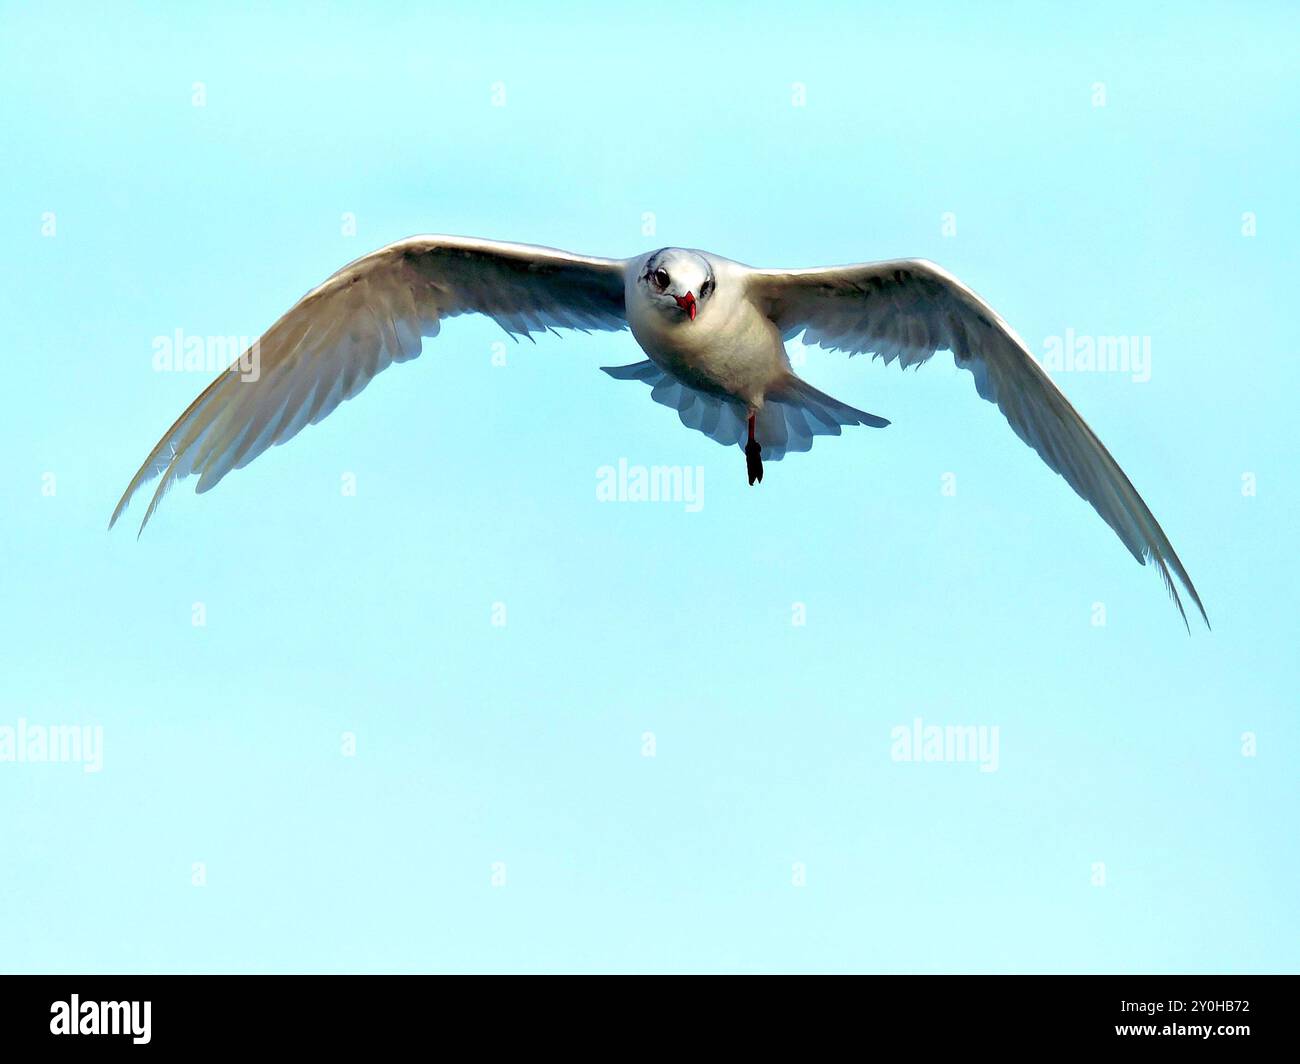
left=1, top=1, right=1296, bottom=973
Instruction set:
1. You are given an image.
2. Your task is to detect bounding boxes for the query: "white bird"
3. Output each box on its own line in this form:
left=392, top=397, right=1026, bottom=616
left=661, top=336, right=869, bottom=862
left=111, top=236, right=1207, bottom=628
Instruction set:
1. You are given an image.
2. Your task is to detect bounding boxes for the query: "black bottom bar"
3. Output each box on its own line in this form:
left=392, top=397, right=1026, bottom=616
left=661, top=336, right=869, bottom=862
left=2, top=974, right=1291, bottom=1051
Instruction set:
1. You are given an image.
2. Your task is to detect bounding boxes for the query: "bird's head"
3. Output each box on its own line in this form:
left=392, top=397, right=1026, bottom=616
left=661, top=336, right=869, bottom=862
left=637, top=248, right=716, bottom=323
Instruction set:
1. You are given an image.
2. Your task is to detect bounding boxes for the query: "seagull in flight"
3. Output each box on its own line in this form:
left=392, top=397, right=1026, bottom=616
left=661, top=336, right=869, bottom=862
left=111, top=236, right=1208, bottom=628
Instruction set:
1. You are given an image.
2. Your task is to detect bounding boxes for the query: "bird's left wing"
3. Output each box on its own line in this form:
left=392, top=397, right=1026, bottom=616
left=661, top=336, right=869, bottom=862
left=111, top=236, right=629, bottom=534
left=745, top=258, right=1207, bottom=629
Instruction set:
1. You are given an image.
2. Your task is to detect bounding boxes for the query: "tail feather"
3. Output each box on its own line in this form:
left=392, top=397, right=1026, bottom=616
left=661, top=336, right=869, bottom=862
left=777, top=377, right=891, bottom=430
left=600, top=362, right=889, bottom=460
left=754, top=375, right=889, bottom=459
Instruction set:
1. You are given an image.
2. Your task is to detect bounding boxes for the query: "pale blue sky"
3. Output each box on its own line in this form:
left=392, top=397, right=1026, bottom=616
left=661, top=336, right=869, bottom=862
left=1, top=1, right=1296, bottom=972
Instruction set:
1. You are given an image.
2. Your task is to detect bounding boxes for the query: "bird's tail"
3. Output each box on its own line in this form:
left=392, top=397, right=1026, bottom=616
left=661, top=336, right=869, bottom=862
left=601, top=362, right=888, bottom=461
left=753, top=376, right=890, bottom=459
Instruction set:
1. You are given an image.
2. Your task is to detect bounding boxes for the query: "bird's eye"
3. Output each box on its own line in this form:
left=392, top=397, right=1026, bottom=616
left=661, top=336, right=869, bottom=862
left=700, top=278, right=714, bottom=299
left=653, top=268, right=670, bottom=289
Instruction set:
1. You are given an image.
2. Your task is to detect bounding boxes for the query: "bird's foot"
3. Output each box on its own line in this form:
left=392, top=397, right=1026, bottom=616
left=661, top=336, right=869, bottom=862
left=745, top=440, right=763, bottom=485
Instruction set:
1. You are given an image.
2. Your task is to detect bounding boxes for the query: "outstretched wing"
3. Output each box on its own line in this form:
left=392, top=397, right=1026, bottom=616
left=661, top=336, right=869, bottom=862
left=746, top=259, right=1207, bottom=629
left=112, top=236, right=629, bottom=533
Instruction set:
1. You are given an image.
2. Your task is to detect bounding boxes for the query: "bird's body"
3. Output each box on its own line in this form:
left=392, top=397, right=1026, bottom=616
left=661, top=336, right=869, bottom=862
left=111, top=235, right=1208, bottom=628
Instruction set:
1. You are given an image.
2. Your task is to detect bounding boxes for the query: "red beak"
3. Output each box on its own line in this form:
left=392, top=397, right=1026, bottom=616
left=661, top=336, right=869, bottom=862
left=674, top=291, right=697, bottom=321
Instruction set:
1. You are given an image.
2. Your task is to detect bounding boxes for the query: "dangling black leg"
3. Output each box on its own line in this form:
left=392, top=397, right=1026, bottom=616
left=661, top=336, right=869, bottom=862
left=745, top=413, right=763, bottom=485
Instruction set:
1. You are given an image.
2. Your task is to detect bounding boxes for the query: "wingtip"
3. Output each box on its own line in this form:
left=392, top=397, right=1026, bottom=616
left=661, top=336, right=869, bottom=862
left=1168, top=570, right=1210, bottom=635
left=108, top=478, right=142, bottom=534
left=1181, top=577, right=1211, bottom=633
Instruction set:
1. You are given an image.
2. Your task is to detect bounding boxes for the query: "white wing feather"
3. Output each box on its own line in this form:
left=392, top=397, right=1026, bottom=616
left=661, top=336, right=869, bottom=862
left=746, top=259, right=1208, bottom=629
left=112, top=236, right=628, bottom=534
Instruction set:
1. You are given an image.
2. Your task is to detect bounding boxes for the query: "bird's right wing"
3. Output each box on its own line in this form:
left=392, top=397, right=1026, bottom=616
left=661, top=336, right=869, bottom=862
left=111, top=236, right=629, bottom=533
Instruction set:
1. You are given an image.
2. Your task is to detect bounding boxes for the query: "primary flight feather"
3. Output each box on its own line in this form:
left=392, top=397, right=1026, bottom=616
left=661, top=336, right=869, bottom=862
left=111, top=235, right=1208, bottom=629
